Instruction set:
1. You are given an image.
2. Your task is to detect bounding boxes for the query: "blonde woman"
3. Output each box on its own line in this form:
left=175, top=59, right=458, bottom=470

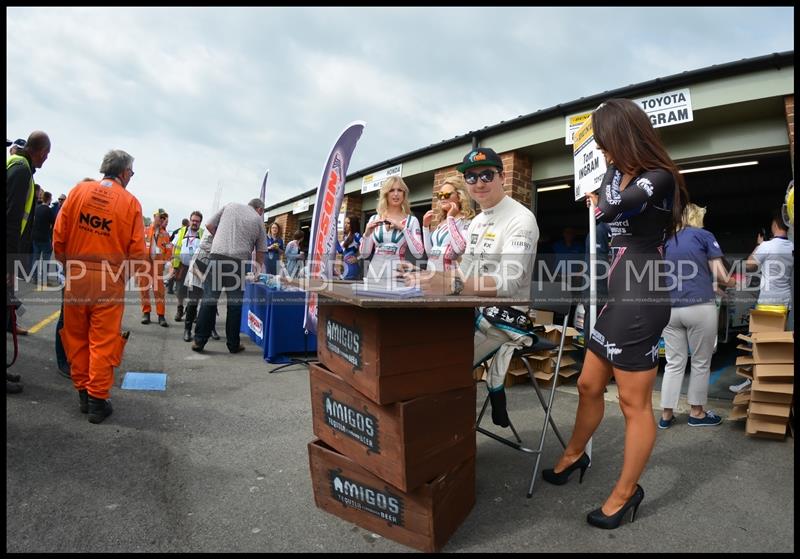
left=660, top=203, right=735, bottom=428
left=360, top=176, right=424, bottom=285
left=422, top=176, right=474, bottom=272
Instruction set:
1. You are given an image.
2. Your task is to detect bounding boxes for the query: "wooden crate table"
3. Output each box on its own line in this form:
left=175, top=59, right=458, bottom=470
left=291, top=278, right=527, bottom=552
left=309, top=361, right=476, bottom=492
left=308, top=439, right=475, bottom=553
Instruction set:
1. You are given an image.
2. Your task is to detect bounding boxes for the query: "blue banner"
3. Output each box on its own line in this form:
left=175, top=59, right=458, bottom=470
left=304, top=121, right=366, bottom=334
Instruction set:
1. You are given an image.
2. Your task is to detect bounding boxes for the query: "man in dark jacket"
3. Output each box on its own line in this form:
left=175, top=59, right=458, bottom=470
left=51, top=192, right=66, bottom=221
left=32, top=190, right=56, bottom=286
left=18, top=184, right=41, bottom=278
left=6, top=130, right=51, bottom=393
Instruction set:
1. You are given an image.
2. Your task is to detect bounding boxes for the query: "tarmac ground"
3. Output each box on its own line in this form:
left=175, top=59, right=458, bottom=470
left=6, top=281, right=795, bottom=553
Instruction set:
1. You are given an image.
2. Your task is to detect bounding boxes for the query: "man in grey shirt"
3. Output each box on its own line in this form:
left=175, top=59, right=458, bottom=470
left=746, top=213, right=794, bottom=309
left=192, top=198, right=269, bottom=353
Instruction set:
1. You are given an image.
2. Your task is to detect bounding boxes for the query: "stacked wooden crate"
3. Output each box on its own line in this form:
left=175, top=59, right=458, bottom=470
left=307, top=304, right=477, bottom=552
left=732, top=309, right=794, bottom=439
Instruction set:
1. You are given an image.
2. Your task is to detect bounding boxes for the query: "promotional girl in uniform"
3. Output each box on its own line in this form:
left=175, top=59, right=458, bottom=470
left=359, top=176, right=424, bottom=286
left=422, top=176, right=474, bottom=273
left=336, top=215, right=362, bottom=280
left=542, top=98, right=688, bottom=530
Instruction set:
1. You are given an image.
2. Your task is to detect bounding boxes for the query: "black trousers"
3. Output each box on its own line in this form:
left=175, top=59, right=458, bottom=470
left=193, top=256, right=243, bottom=350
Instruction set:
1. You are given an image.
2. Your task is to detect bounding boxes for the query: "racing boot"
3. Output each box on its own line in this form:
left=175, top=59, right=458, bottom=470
left=87, top=396, right=113, bottom=424
left=78, top=389, right=89, bottom=413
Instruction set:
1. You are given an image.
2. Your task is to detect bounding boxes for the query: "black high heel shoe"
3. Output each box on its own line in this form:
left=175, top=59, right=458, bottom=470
left=586, top=484, right=644, bottom=529
left=541, top=452, right=591, bottom=485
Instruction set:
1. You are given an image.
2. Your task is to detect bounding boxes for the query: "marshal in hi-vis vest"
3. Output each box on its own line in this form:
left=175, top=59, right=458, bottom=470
left=6, top=154, right=35, bottom=235
left=172, top=225, right=204, bottom=268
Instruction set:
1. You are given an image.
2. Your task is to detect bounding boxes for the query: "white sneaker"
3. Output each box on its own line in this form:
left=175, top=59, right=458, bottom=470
left=729, top=378, right=752, bottom=393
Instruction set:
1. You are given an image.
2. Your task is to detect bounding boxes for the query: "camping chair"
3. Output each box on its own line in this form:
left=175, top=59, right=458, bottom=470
left=475, top=284, right=574, bottom=498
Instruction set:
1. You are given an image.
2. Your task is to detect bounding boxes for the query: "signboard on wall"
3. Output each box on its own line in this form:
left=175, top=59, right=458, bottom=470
left=565, top=112, right=592, bottom=146
left=360, top=164, right=402, bottom=194
left=293, top=198, right=310, bottom=214
left=565, top=87, right=694, bottom=144
left=572, top=116, right=607, bottom=201
left=637, top=88, right=694, bottom=129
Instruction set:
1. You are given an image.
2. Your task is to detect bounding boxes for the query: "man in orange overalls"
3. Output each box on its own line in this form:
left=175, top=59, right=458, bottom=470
left=53, top=149, right=147, bottom=424
left=138, top=208, right=173, bottom=327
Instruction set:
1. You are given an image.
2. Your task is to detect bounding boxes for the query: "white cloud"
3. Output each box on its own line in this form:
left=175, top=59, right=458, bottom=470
left=6, top=6, right=793, bottom=225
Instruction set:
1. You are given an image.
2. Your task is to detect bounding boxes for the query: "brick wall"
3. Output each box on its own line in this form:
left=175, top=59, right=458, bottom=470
left=288, top=213, right=303, bottom=239
left=270, top=212, right=297, bottom=244
left=341, top=192, right=363, bottom=222
left=433, top=166, right=461, bottom=203
left=501, top=151, right=533, bottom=209
left=785, top=95, right=794, bottom=174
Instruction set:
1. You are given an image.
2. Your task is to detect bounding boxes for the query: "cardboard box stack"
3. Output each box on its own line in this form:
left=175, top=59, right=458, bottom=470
left=494, top=312, right=581, bottom=387
left=733, top=309, right=794, bottom=440
left=526, top=324, right=581, bottom=384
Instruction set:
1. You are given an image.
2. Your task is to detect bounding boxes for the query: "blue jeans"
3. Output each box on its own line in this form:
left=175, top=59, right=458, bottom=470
left=194, top=256, right=244, bottom=351
left=32, top=240, right=52, bottom=279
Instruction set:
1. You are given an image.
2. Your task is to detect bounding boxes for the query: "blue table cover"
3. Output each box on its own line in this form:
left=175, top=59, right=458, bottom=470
left=241, top=282, right=317, bottom=364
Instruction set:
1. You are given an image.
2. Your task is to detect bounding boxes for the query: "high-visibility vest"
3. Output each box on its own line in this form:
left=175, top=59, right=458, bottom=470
left=6, top=154, right=35, bottom=235
left=172, top=225, right=204, bottom=268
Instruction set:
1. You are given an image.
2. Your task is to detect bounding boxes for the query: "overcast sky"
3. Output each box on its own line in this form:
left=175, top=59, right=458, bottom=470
left=6, top=6, right=794, bottom=225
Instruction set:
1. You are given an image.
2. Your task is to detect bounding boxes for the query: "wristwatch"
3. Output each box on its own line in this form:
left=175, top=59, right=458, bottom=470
left=451, top=274, right=464, bottom=296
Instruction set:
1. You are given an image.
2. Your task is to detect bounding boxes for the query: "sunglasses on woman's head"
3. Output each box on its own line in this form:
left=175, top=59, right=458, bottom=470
left=464, top=169, right=499, bottom=185
left=435, top=190, right=456, bottom=200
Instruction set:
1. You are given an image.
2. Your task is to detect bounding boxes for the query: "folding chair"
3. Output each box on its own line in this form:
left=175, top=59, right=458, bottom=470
left=475, top=284, right=574, bottom=498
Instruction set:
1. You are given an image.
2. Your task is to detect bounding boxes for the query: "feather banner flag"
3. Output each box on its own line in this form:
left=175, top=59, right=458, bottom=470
left=303, top=121, right=365, bottom=334
left=252, top=169, right=270, bottom=266
left=259, top=170, right=269, bottom=205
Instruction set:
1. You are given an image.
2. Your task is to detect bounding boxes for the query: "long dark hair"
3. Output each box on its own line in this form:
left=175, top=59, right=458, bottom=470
left=592, top=98, right=689, bottom=239
left=342, top=214, right=361, bottom=248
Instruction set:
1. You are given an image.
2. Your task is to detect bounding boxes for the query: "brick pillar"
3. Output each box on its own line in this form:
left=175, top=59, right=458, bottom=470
left=432, top=166, right=472, bottom=220
left=785, top=95, right=794, bottom=176
left=433, top=166, right=462, bottom=203
left=500, top=151, right=532, bottom=209
left=341, top=193, right=363, bottom=222
left=288, top=213, right=302, bottom=240
left=271, top=211, right=297, bottom=244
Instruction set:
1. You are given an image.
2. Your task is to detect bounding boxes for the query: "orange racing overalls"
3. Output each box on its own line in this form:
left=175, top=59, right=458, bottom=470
left=138, top=222, right=173, bottom=316
left=53, top=177, right=147, bottom=400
